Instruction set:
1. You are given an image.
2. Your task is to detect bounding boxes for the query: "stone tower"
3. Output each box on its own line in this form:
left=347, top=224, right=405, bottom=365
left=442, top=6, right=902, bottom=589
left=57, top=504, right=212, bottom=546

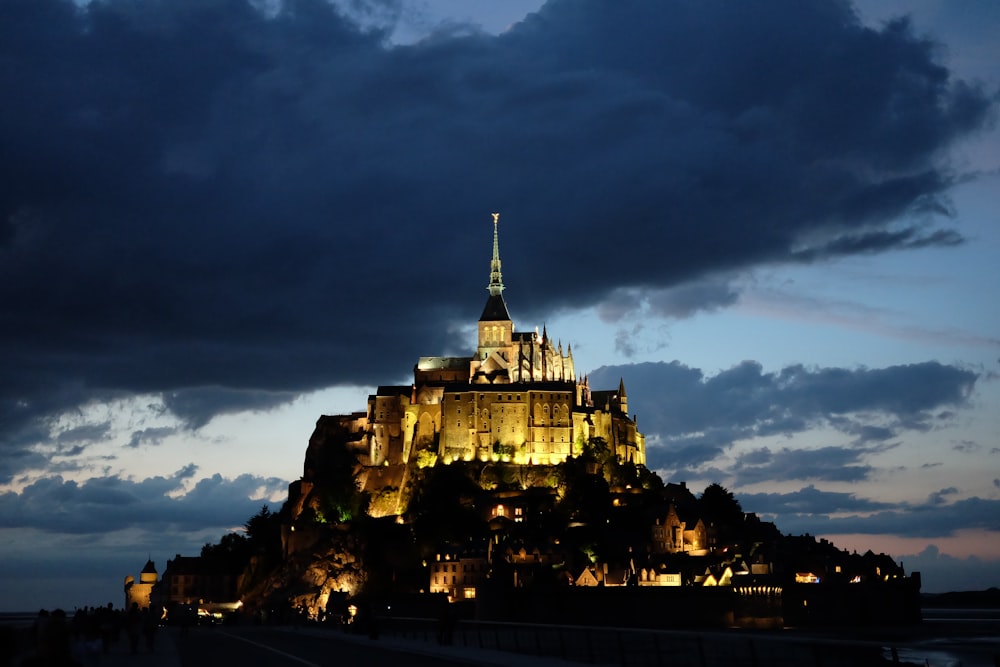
left=124, top=559, right=157, bottom=609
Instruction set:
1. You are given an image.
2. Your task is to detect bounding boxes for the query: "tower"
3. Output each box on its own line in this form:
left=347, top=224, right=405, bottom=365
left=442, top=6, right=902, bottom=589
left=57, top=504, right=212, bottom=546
left=476, top=213, right=513, bottom=375
left=124, top=559, right=158, bottom=610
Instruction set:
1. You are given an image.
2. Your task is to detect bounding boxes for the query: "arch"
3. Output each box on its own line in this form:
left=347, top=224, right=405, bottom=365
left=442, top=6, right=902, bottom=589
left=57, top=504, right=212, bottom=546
left=416, top=412, right=436, bottom=448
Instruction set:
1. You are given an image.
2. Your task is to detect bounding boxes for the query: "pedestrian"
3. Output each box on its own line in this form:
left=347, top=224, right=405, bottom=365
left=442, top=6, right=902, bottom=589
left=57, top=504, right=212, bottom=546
left=141, top=606, right=158, bottom=653
left=125, top=603, right=142, bottom=655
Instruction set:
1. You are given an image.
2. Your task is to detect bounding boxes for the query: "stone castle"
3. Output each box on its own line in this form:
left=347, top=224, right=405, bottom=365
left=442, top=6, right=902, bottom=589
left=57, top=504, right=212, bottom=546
left=329, top=214, right=644, bottom=478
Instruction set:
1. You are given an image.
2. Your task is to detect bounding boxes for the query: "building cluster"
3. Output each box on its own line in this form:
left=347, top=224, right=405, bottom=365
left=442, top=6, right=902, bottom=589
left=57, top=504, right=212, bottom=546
left=326, top=214, right=643, bottom=477
left=123, top=554, right=240, bottom=619
left=136, top=214, right=919, bottom=628
left=423, top=480, right=909, bottom=604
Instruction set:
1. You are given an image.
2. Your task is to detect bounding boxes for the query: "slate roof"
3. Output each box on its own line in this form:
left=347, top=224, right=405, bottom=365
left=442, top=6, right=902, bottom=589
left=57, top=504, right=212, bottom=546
left=479, top=294, right=511, bottom=322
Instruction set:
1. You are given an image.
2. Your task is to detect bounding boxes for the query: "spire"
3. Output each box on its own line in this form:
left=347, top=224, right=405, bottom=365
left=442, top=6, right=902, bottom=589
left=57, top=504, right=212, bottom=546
left=488, top=212, right=504, bottom=296
left=479, top=212, right=511, bottom=323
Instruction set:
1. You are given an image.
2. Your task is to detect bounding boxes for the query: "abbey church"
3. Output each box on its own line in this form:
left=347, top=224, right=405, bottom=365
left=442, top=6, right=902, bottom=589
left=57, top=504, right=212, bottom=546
left=330, top=214, right=644, bottom=477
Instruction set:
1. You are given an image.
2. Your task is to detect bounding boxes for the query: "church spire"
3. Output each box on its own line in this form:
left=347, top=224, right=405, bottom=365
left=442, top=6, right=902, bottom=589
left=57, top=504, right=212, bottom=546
left=488, top=212, right=504, bottom=296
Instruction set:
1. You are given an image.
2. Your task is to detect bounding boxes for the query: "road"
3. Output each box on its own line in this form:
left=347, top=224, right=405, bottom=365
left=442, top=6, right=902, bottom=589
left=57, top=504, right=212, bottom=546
left=172, top=625, right=502, bottom=667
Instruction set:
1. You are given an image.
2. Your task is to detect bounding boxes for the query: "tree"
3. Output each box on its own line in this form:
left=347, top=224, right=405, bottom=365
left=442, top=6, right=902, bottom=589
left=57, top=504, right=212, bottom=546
left=699, top=483, right=744, bottom=544
left=408, top=462, right=485, bottom=557
left=200, top=532, right=251, bottom=572
left=244, top=505, right=282, bottom=561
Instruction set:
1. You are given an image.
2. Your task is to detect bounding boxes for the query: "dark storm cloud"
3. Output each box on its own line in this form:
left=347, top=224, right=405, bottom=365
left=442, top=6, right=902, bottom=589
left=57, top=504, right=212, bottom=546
left=731, top=444, right=895, bottom=485
left=770, top=495, right=1000, bottom=538
left=162, top=387, right=300, bottom=429
left=591, top=359, right=976, bottom=480
left=739, top=486, right=1000, bottom=540
left=740, top=485, right=894, bottom=515
left=0, top=466, right=285, bottom=534
left=0, top=0, right=993, bottom=451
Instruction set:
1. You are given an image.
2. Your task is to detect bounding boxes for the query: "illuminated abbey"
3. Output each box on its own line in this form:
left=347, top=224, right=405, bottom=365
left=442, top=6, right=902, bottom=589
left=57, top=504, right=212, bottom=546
left=335, top=214, right=645, bottom=472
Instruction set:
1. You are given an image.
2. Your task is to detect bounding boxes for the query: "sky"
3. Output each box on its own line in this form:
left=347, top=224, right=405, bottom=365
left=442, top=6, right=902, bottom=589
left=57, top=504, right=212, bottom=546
left=1, top=0, right=998, bottom=611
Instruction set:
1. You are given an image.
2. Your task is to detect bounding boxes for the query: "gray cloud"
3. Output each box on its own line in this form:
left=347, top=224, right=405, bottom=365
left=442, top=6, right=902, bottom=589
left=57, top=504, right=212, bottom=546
left=0, top=467, right=284, bottom=535
left=593, top=359, right=977, bottom=478
left=736, top=487, right=1000, bottom=557
left=740, top=485, right=895, bottom=515
left=127, top=426, right=181, bottom=449
left=0, top=0, right=993, bottom=455
left=731, top=444, right=896, bottom=485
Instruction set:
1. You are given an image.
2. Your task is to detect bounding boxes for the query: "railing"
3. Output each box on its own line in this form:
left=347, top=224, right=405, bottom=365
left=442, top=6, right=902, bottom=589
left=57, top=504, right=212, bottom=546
left=372, top=616, right=910, bottom=667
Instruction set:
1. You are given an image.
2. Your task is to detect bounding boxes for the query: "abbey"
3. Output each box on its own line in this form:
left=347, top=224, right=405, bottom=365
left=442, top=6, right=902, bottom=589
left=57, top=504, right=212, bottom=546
left=338, top=214, right=644, bottom=471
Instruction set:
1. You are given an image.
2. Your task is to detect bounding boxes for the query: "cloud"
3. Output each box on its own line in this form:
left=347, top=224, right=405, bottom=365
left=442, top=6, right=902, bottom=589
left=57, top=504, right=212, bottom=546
left=897, top=545, right=1000, bottom=593
left=0, top=468, right=286, bottom=535
left=740, top=485, right=895, bottom=515
left=0, top=0, right=993, bottom=451
left=162, top=387, right=299, bottom=429
left=755, top=494, right=1000, bottom=539
left=593, top=359, right=977, bottom=476
left=731, top=444, right=895, bottom=485
left=127, top=426, right=180, bottom=449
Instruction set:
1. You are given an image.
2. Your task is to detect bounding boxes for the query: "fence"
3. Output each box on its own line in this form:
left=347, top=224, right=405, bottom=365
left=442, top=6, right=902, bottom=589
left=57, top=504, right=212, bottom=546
left=373, top=616, right=910, bottom=667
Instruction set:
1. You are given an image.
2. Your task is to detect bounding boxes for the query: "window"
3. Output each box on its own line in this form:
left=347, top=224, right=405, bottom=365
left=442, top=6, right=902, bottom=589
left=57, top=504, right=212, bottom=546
left=457, top=420, right=461, bottom=428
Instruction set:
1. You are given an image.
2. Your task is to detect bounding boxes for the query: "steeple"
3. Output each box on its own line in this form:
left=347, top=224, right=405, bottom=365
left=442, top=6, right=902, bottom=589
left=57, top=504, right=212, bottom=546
left=488, top=212, right=504, bottom=296
left=479, top=213, right=512, bottom=323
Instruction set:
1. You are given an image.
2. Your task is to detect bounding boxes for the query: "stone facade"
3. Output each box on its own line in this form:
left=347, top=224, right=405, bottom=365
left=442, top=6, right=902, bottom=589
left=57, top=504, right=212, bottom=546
left=124, top=559, right=157, bottom=610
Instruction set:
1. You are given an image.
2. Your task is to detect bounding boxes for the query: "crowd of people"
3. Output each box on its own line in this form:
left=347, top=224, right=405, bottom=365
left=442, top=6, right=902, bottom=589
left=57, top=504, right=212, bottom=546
left=19, top=602, right=161, bottom=666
